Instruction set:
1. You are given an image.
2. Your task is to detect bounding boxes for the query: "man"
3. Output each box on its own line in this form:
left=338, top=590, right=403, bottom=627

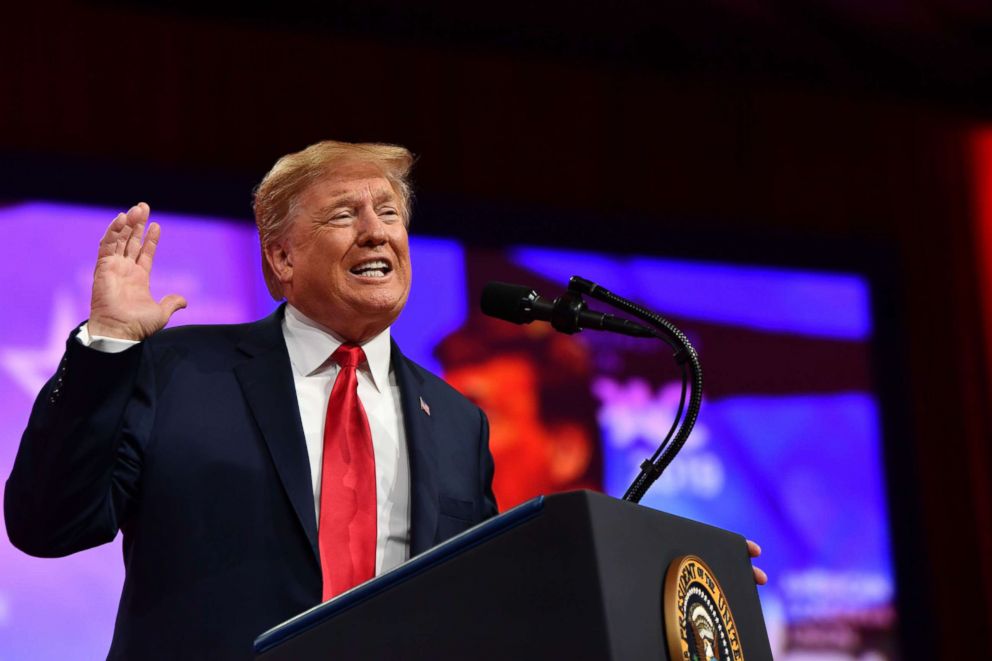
left=4, top=140, right=498, bottom=659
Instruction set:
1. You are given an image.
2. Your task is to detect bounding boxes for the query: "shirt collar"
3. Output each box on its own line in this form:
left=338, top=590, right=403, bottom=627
left=282, top=304, right=392, bottom=393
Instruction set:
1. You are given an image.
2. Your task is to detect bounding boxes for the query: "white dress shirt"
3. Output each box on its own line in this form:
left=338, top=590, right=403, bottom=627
left=281, top=305, right=410, bottom=575
left=77, top=305, right=412, bottom=575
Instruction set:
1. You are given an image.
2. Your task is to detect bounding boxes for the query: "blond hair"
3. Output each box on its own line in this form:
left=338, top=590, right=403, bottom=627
left=253, top=140, right=415, bottom=299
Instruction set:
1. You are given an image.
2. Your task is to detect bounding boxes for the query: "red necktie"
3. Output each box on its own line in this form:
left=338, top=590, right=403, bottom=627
left=319, top=344, right=377, bottom=601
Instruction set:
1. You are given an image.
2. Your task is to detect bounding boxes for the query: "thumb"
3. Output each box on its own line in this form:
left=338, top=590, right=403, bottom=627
left=159, top=294, right=188, bottom=319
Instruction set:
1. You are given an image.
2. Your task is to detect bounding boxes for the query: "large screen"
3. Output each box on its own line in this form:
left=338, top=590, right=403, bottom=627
left=0, top=201, right=896, bottom=658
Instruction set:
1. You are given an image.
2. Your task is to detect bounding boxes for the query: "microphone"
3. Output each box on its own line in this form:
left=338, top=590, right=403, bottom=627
left=480, top=282, right=656, bottom=337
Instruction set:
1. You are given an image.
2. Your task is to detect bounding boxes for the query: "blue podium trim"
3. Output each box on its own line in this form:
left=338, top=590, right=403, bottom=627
left=253, top=495, right=546, bottom=655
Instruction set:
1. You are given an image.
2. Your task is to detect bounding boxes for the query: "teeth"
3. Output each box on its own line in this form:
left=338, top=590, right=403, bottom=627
left=351, top=260, right=390, bottom=278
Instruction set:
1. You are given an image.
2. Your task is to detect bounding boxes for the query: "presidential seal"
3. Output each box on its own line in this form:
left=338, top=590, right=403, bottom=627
left=663, top=555, right=744, bottom=661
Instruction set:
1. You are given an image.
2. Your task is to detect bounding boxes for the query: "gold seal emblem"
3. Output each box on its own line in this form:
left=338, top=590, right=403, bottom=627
left=663, top=555, right=745, bottom=661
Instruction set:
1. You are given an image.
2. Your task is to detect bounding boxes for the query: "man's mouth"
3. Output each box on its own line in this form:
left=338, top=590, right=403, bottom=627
left=349, top=259, right=392, bottom=279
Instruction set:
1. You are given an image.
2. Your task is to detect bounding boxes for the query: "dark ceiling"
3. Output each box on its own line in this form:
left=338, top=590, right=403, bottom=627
left=108, top=0, right=992, bottom=112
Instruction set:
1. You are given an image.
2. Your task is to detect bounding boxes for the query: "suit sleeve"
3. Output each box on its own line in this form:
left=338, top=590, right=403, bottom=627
left=4, top=329, right=150, bottom=557
left=478, top=408, right=499, bottom=519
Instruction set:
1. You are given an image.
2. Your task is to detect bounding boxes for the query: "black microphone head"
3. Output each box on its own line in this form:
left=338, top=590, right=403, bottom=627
left=480, top=282, right=538, bottom=324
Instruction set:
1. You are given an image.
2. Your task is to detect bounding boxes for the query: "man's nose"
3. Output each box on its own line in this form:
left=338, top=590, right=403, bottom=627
left=355, top=207, right=388, bottom=245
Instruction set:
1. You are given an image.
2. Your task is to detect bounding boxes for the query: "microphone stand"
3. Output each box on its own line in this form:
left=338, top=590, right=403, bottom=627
left=562, top=276, right=703, bottom=504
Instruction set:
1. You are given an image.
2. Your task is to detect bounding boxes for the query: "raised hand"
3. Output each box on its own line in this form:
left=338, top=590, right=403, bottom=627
left=88, top=203, right=187, bottom=341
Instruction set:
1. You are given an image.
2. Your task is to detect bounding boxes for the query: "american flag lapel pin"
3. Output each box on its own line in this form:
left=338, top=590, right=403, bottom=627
left=419, top=396, right=431, bottom=416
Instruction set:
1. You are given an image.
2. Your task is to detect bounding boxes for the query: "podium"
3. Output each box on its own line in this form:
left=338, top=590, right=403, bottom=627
left=254, top=491, right=772, bottom=660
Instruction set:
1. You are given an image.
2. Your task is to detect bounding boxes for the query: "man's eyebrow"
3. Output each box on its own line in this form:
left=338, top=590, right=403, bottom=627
left=313, top=189, right=400, bottom=216
left=312, top=198, right=356, bottom=218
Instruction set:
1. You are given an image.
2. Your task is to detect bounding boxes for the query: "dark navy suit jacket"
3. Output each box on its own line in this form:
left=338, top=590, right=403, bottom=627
left=4, top=306, right=497, bottom=660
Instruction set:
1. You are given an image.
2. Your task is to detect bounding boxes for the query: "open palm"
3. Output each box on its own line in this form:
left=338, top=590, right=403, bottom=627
left=88, top=203, right=187, bottom=341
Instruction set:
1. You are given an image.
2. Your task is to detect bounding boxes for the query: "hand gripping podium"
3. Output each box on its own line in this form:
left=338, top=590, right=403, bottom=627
left=254, top=491, right=772, bottom=660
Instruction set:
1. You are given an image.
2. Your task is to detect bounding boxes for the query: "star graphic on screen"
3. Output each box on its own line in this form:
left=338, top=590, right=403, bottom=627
left=1, top=290, right=80, bottom=399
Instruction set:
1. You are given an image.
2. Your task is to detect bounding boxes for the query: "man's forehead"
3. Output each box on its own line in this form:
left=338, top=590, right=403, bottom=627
left=303, top=166, right=399, bottom=204
left=300, top=177, right=400, bottom=210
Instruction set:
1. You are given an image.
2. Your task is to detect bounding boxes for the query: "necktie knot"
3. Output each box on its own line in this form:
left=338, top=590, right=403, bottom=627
left=332, top=344, right=366, bottom=370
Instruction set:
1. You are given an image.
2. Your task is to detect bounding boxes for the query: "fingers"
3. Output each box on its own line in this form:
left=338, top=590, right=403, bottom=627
left=98, top=212, right=128, bottom=258
left=115, top=222, right=133, bottom=257
left=123, top=203, right=149, bottom=258
left=99, top=203, right=150, bottom=260
left=159, top=294, right=188, bottom=320
left=130, top=202, right=150, bottom=226
left=137, top=222, right=161, bottom=272
left=746, top=540, right=767, bottom=585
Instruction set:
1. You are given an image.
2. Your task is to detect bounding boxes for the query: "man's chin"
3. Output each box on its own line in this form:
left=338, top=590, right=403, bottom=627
left=344, top=298, right=407, bottom=332
left=355, top=292, right=405, bottom=312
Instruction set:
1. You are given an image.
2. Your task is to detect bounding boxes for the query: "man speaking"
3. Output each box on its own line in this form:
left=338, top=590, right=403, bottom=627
left=5, top=141, right=498, bottom=659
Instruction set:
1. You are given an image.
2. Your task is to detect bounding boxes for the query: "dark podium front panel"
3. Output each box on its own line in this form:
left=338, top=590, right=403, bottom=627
left=255, top=490, right=771, bottom=660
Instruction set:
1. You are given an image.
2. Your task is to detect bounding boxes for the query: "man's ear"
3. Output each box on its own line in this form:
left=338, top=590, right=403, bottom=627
left=264, top=240, right=294, bottom=286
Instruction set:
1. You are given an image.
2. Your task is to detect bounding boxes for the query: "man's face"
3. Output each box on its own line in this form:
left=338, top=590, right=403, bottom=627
left=271, top=161, right=412, bottom=341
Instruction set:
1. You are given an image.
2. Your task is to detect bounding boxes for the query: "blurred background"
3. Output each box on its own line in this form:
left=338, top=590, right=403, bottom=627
left=2, top=1, right=992, bottom=658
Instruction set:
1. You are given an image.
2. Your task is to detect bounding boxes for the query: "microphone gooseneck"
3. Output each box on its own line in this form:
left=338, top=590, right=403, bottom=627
left=480, top=277, right=702, bottom=504
left=568, top=276, right=702, bottom=504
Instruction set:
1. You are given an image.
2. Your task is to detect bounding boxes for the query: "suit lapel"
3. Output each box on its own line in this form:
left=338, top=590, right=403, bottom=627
left=234, top=306, right=320, bottom=566
left=391, top=340, right=440, bottom=555
left=231, top=318, right=439, bottom=563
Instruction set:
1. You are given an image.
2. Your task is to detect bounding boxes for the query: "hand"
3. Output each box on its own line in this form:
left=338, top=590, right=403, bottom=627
left=748, top=539, right=768, bottom=585
left=88, top=203, right=187, bottom=341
